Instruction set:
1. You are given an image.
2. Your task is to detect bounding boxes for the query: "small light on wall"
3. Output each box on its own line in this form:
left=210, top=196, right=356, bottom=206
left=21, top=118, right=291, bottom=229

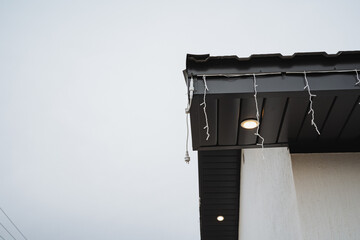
left=241, top=119, right=259, bottom=129
left=217, top=216, right=224, bottom=222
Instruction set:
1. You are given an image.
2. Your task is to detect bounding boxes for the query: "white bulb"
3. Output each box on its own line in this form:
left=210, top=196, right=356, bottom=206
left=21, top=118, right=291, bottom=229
left=217, top=216, right=224, bottom=222
left=241, top=119, right=259, bottom=129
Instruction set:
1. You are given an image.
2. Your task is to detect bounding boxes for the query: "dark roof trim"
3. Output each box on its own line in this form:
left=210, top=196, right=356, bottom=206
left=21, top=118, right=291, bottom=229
left=186, top=51, right=360, bottom=76
left=187, top=51, right=360, bottom=64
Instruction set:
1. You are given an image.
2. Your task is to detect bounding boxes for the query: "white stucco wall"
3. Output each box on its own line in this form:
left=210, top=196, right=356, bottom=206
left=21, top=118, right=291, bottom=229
left=239, top=148, right=302, bottom=240
left=239, top=149, right=360, bottom=240
left=292, top=153, right=360, bottom=240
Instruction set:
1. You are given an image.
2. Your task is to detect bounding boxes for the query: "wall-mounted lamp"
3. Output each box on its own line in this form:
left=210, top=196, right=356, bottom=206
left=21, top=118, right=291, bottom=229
left=217, top=216, right=224, bottom=222
left=241, top=119, right=259, bottom=129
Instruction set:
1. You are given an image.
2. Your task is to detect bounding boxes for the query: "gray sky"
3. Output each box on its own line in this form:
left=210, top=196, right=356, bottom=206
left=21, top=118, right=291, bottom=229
left=0, top=0, right=359, bottom=239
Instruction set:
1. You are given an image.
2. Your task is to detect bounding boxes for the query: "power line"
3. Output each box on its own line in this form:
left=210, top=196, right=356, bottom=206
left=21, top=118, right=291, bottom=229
left=0, top=222, right=16, bottom=240
left=0, top=208, right=28, bottom=240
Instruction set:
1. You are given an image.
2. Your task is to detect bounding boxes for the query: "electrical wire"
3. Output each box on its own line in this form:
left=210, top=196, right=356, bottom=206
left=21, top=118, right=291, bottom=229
left=0, top=208, right=28, bottom=240
left=185, top=76, right=194, bottom=113
left=303, top=72, right=321, bottom=135
left=195, top=68, right=360, bottom=78
left=0, top=222, right=16, bottom=240
left=184, top=76, right=195, bottom=163
left=200, top=76, right=210, bottom=141
left=184, top=113, right=190, bottom=164
left=355, top=69, right=360, bottom=86
left=253, top=74, right=265, bottom=149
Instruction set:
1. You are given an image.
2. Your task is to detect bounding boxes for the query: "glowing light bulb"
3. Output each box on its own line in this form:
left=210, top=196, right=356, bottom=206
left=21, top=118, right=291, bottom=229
left=217, top=216, right=224, bottom=222
left=241, top=119, right=259, bottom=129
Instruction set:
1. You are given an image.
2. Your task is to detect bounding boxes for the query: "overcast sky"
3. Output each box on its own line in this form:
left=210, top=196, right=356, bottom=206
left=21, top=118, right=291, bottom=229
left=0, top=0, right=359, bottom=239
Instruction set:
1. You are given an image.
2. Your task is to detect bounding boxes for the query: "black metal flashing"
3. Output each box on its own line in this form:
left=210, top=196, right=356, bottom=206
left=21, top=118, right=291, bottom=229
left=187, top=51, right=360, bottom=76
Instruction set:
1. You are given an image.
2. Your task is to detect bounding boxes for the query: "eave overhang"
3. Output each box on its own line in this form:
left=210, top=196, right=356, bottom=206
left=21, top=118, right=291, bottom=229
left=185, top=51, right=360, bottom=153
left=184, top=51, right=360, bottom=240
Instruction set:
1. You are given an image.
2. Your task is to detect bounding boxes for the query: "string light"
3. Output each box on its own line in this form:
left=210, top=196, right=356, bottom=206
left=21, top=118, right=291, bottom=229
left=184, top=77, right=194, bottom=164
left=200, top=75, right=210, bottom=141
left=185, top=76, right=194, bottom=114
left=185, top=68, right=360, bottom=147
left=355, top=69, right=360, bottom=86
left=196, top=68, right=360, bottom=78
left=253, top=74, right=265, bottom=150
left=185, top=114, right=190, bottom=164
left=303, top=71, right=321, bottom=135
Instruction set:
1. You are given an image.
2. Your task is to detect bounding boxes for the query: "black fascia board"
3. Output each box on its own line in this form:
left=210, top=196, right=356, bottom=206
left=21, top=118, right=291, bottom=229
left=186, top=51, right=360, bottom=96
left=186, top=51, right=360, bottom=76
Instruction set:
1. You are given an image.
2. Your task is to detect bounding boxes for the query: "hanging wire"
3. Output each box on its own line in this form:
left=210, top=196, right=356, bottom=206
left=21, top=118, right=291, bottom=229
left=184, top=76, right=194, bottom=164
left=303, top=72, right=321, bottom=135
left=355, top=69, right=360, bottom=86
left=185, top=76, right=194, bottom=113
left=200, top=76, right=210, bottom=140
left=253, top=74, right=265, bottom=149
left=196, top=68, right=360, bottom=78
left=184, top=113, right=190, bottom=164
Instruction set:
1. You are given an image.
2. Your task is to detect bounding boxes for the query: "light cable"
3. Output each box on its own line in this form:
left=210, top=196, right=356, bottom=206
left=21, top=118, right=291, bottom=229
left=200, top=76, right=210, bottom=140
left=185, top=76, right=194, bottom=113
left=184, top=114, right=190, bottom=164
left=303, top=72, right=321, bottom=135
left=355, top=69, right=360, bottom=86
left=184, top=77, right=194, bottom=163
left=196, top=68, right=360, bottom=78
left=253, top=74, right=265, bottom=150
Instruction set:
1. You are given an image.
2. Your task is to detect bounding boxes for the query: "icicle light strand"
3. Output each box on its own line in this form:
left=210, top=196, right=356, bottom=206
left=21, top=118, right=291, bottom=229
left=253, top=74, right=265, bottom=149
left=184, top=76, right=194, bottom=164
left=355, top=69, right=360, bottom=86
left=200, top=75, right=210, bottom=140
left=303, top=71, right=321, bottom=135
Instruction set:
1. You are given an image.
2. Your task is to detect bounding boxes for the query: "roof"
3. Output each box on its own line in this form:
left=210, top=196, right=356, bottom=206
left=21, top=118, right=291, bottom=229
left=184, top=51, right=360, bottom=240
left=185, top=51, right=360, bottom=153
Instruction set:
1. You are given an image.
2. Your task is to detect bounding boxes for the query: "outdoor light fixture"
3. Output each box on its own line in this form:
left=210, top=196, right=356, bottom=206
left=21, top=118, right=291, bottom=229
left=217, top=216, right=224, bottom=222
left=241, top=119, right=259, bottom=129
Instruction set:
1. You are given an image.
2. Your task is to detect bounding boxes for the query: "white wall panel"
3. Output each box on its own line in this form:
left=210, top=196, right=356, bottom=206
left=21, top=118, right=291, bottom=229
left=239, top=147, right=302, bottom=240
left=292, top=153, right=360, bottom=240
